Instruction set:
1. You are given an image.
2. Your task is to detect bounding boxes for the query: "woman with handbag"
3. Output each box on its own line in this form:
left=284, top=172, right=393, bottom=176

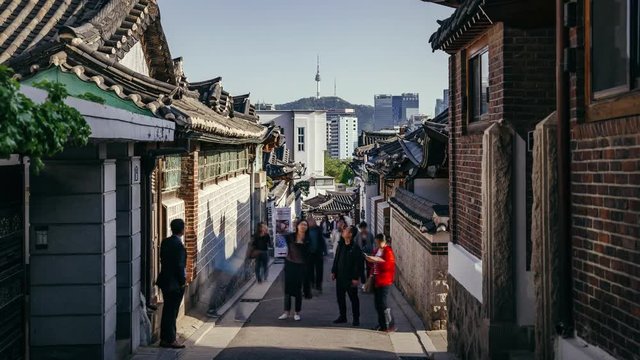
left=278, top=219, right=309, bottom=321
left=364, top=233, right=396, bottom=332
left=251, top=222, right=271, bottom=283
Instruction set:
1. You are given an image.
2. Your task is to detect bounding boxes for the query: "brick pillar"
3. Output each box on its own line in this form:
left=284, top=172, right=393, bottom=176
left=179, top=150, right=199, bottom=283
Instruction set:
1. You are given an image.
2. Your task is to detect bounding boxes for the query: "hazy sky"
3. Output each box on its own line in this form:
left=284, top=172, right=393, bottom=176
left=157, top=0, right=453, bottom=116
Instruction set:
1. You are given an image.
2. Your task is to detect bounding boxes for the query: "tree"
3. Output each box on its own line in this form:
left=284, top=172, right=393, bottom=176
left=0, top=65, right=91, bottom=171
left=324, top=152, right=354, bottom=185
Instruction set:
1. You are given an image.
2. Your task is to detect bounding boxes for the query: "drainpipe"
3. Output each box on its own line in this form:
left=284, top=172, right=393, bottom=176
left=556, top=0, right=573, bottom=337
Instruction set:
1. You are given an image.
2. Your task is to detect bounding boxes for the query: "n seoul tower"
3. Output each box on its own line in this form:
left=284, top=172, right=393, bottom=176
left=315, top=55, right=321, bottom=99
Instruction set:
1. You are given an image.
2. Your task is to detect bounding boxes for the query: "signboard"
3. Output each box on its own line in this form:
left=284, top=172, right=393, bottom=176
left=274, top=207, right=291, bottom=258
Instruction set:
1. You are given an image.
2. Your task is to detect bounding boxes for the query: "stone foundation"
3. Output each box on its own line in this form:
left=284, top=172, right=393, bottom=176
left=447, top=274, right=484, bottom=360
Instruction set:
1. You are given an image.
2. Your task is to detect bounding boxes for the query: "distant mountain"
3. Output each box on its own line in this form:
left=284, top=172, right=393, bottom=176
left=275, top=97, right=374, bottom=132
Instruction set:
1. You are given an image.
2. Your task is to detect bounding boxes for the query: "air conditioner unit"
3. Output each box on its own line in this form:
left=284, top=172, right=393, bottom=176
left=255, top=170, right=267, bottom=188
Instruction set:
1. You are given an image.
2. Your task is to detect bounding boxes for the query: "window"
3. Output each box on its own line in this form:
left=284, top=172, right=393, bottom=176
left=591, top=0, right=630, bottom=96
left=469, top=49, right=489, bottom=122
left=586, top=0, right=640, bottom=120
left=297, top=127, right=305, bottom=151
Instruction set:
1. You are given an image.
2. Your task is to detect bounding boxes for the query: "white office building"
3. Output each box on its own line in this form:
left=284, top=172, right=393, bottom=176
left=326, top=109, right=359, bottom=160
left=258, top=110, right=327, bottom=177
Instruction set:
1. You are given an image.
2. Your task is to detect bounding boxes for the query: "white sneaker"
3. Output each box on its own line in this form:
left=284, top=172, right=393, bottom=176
left=294, top=313, right=301, bottom=321
left=278, top=312, right=289, bottom=320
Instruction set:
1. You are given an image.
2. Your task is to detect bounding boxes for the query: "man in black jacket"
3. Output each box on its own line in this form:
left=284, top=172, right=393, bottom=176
left=156, top=219, right=187, bottom=348
left=331, top=225, right=364, bottom=326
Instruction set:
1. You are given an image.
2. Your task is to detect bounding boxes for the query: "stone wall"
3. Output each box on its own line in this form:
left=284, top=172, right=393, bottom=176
left=188, top=174, right=253, bottom=311
left=391, top=210, right=448, bottom=330
left=447, top=274, right=484, bottom=360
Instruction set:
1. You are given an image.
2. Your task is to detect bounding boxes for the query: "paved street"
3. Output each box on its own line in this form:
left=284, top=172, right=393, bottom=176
left=132, top=253, right=447, bottom=360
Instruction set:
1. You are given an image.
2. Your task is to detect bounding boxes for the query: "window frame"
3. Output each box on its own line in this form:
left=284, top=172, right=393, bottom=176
left=585, top=0, right=640, bottom=122
left=297, top=127, right=305, bottom=151
left=465, top=35, right=491, bottom=133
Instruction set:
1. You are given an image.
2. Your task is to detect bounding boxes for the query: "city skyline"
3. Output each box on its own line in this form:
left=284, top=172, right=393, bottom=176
left=157, top=0, right=453, bottom=116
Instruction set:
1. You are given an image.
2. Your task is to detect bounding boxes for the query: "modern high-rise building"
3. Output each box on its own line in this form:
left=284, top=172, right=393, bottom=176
left=326, top=109, right=358, bottom=160
left=434, top=89, right=449, bottom=116
left=374, top=93, right=419, bottom=130
left=374, top=94, right=394, bottom=130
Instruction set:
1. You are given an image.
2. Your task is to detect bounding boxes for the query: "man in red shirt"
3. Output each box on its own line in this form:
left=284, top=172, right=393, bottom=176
left=364, top=233, right=396, bottom=332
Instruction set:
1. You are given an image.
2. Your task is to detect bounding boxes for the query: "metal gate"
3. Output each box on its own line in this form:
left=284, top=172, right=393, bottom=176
left=0, top=165, right=25, bottom=359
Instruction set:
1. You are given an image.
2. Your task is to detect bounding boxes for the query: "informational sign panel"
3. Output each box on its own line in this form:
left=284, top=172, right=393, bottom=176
left=274, top=207, right=291, bottom=258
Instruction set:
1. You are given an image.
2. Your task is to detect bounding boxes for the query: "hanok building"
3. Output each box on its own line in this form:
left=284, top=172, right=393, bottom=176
left=0, top=0, right=268, bottom=358
left=427, top=0, right=640, bottom=359
left=353, top=119, right=450, bottom=331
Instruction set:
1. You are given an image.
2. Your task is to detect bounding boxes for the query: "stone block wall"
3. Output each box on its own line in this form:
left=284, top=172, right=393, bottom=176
left=447, top=274, right=484, bottom=360
left=391, top=210, right=448, bottom=330
left=190, top=174, right=252, bottom=310
left=30, top=160, right=117, bottom=360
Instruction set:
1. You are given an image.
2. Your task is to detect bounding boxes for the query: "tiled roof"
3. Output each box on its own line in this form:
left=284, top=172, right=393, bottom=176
left=303, top=190, right=356, bottom=214
left=389, top=188, right=448, bottom=234
left=0, top=0, right=175, bottom=81
left=2, top=0, right=265, bottom=143
left=429, top=0, right=493, bottom=53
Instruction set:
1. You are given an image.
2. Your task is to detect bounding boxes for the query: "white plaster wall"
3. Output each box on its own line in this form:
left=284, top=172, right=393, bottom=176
left=414, top=178, right=449, bottom=205
left=258, top=111, right=326, bottom=176
left=196, top=175, right=251, bottom=278
left=118, top=42, right=150, bottom=76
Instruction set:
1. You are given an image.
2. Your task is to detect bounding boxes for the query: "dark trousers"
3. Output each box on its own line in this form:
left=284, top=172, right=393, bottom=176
left=160, top=287, right=185, bottom=343
left=284, top=293, right=302, bottom=312
left=374, top=285, right=391, bottom=330
left=255, top=251, right=269, bottom=282
left=284, top=261, right=304, bottom=312
left=307, top=252, right=324, bottom=290
left=336, top=282, right=360, bottom=320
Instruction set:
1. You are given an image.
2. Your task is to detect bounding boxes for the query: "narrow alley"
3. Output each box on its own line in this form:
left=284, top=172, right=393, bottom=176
left=132, top=253, right=449, bottom=360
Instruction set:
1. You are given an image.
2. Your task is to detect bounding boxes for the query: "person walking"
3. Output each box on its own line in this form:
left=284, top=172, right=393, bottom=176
left=365, top=233, right=396, bottom=332
left=356, top=221, right=375, bottom=283
left=278, top=219, right=309, bottom=321
left=306, top=217, right=327, bottom=293
left=331, top=225, right=364, bottom=326
left=156, top=219, right=187, bottom=348
left=251, top=222, right=271, bottom=283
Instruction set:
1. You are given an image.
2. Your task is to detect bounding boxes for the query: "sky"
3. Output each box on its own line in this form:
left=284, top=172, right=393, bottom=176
left=157, top=0, right=453, bottom=117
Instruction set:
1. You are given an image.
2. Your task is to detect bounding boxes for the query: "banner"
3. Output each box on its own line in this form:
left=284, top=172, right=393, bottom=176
left=274, top=207, right=292, bottom=258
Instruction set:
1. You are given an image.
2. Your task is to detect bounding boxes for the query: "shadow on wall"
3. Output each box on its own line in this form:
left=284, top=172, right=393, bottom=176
left=187, top=196, right=253, bottom=314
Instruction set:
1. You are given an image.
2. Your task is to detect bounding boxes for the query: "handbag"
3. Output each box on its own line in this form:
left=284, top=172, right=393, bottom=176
left=246, top=244, right=259, bottom=259
left=363, top=276, right=374, bottom=293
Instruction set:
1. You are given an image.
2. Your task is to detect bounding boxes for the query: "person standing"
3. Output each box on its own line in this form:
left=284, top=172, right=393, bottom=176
left=365, top=234, right=396, bottom=332
left=357, top=221, right=375, bottom=254
left=278, top=219, right=309, bottom=321
left=251, top=222, right=271, bottom=283
left=156, top=219, right=187, bottom=348
left=356, top=221, right=375, bottom=283
left=331, top=225, right=364, bottom=326
left=306, top=217, right=327, bottom=293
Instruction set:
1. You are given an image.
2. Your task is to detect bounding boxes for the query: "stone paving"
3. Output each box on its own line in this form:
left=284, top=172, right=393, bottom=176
left=130, top=254, right=449, bottom=360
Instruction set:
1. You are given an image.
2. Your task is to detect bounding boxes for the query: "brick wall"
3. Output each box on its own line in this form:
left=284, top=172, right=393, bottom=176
left=179, top=151, right=199, bottom=283
left=449, top=24, right=555, bottom=261
left=570, top=119, right=640, bottom=358
left=567, top=9, right=640, bottom=357
left=447, top=22, right=556, bottom=359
